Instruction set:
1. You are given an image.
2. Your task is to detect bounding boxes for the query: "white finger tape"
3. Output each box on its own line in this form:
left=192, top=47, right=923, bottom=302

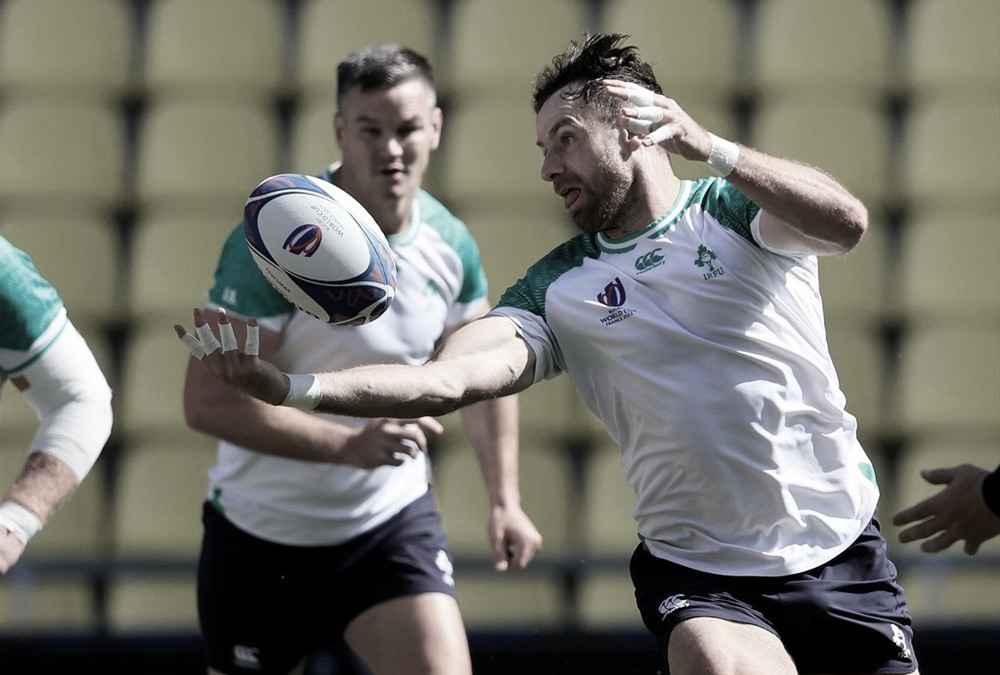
left=631, top=105, right=666, bottom=124
left=627, top=89, right=656, bottom=107
left=0, top=500, right=42, bottom=544
left=219, top=322, right=238, bottom=352
left=626, top=117, right=654, bottom=135
left=196, top=323, right=221, bottom=356
left=245, top=324, right=260, bottom=357
left=643, top=124, right=677, bottom=146
left=180, top=332, right=207, bottom=359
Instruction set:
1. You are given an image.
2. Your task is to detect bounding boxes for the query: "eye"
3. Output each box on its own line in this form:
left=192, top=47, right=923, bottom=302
left=559, top=131, right=575, bottom=147
left=361, top=127, right=380, bottom=138
left=398, top=124, right=420, bottom=137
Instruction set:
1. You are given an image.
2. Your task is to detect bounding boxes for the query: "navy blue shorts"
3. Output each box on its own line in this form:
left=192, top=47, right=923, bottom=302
left=631, top=519, right=918, bottom=674
left=198, top=492, right=456, bottom=674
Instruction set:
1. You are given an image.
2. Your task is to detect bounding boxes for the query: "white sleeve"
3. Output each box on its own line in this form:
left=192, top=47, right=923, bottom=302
left=751, top=210, right=847, bottom=257
left=16, top=320, right=113, bottom=482
left=487, top=306, right=564, bottom=383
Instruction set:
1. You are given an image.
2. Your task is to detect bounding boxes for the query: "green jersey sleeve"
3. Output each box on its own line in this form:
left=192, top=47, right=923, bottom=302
left=207, top=224, right=294, bottom=319
left=691, top=177, right=762, bottom=247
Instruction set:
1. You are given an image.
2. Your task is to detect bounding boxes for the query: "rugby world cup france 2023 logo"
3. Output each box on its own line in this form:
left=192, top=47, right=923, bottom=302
left=283, top=224, right=323, bottom=257
left=596, top=277, right=636, bottom=326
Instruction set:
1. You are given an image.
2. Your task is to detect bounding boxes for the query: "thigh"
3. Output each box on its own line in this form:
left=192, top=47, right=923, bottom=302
left=345, top=593, right=471, bottom=675
left=668, top=617, right=797, bottom=675
left=198, top=503, right=312, bottom=675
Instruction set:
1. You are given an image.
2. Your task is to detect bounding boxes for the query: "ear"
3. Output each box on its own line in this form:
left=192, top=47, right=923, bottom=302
left=430, top=106, right=443, bottom=151
left=334, top=112, right=345, bottom=147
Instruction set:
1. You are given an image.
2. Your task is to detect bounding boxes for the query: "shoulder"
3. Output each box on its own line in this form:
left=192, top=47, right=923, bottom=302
left=686, top=177, right=761, bottom=246
left=496, top=234, right=600, bottom=318
left=208, top=222, right=294, bottom=318
left=0, top=235, right=65, bottom=356
left=417, top=190, right=477, bottom=251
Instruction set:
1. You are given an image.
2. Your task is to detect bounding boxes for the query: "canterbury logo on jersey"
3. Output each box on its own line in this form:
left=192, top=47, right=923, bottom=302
left=596, top=277, right=627, bottom=307
left=635, top=248, right=665, bottom=273
left=283, top=224, right=323, bottom=257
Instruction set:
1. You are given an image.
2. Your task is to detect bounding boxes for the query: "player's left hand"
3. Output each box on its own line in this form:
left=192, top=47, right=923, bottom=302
left=893, top=464, right=1000, bottom=555
left=602, top=79, right=713, bottom=159
left=0, top=528, right=27, bottom=575
left=488, top=504, right=543, bottom=572
left=175, top=308, right=291, bottom=406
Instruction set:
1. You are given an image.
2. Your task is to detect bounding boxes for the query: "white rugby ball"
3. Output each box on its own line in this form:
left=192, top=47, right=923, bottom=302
left=243, top=174, right=397, bottom=325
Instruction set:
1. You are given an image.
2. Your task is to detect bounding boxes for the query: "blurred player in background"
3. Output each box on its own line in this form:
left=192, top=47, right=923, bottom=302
left=894, top=463, right=1000, bottom=555
left=179, top=33, right=922, bottom=675
left=182, top=45, right=540, bottom=675
left=0, top=234, right=113, bottom=574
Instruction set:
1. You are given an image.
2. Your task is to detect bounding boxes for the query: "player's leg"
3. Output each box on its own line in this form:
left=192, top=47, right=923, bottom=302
left=345, top=592, right=471, bottom=675
left=667, top=616, right=797, bottom=675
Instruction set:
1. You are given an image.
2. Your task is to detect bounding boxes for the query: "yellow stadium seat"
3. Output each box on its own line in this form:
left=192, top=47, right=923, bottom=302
left=0, top=580, right=95, bottom=630
left=907, top=0, right=1000, bottom=93
left=145, top=0, right=284, bottom=96
left=896, top=327, right=1000, bottom=434
left=826, top=321, right=885, bottom=437
left=443, top=97, right=550, bottom=202
left=450, top=0, right=585, bottom=96
left=120, top=322, right=194, bottom=435
left=114, top=434, right=217, bottom=556
left=289, top=97, right=341, bottom=174
left=136, top=100, right=278, bottom=211
left=455, top=575, right=564, bottom=628
left=297, top=0, right=436, bottom=96
left=902, top=99, right=1000, bottom=208
left=0, top=100, right=123, bottom=209
left=578, top=572, right=642, bottom=628
left=900, top=211, right=1000, bottom=319
left=108, top=578, right=199, bottom=631
left=603, top=0, right=738, bottom=97
left=901, top=567, right=1000, bottom=625
left=130, top=210, right=238, bottom=317
left=753, top=97, right=889, bottom=205
left=0, top=0, right=131, bottom=96
left=1, top=215, right=119, bottom=320
left=582, top=442, right=638, bottom=556
left=435, top=439, right=573, bottom=556
left=755, top=0, right=892, bottom=93
left=819, top=223, right=887, bottom=319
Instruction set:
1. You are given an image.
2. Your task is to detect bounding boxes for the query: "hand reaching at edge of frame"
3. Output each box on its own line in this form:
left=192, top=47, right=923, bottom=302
left=602, top=78, right=714, bottom=159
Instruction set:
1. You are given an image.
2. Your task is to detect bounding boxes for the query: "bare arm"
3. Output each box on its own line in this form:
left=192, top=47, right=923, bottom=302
left=4, top=452, right=78, bottom=526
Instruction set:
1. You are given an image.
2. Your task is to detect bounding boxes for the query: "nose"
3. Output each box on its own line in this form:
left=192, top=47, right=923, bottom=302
left=541, top=151, right=562, bottom=183
left=382, top=136, right=404, bottom=159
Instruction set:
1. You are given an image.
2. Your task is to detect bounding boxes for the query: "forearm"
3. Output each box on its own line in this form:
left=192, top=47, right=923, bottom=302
left=186, top=392, right=355, bottom=463
left=3, top=451, right=78, bottom=525
left=460, top=395, right=521, bottom=508
left=727, top=145, right=868, bottom=251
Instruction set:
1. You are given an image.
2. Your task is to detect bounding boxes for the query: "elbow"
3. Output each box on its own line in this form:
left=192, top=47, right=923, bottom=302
left=837, top=198, right=868, bottom=252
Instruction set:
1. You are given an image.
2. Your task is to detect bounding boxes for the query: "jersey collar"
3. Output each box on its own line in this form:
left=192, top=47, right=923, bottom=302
left=597, top=180, right=692, bottom=254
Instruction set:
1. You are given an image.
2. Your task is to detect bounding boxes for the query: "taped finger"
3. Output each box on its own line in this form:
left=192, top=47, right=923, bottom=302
left=628, top=106, right=667, bottom=124
left=245, top=323, right=260, bottom=357
left=219, top=321, right=238, bottom=353
left=643, top=124, right=679, bottom=146
left=175, top=327, right=207, bottom=360
left=626, top=89, right=657, bottom=107
left=195, top=322, right=222, bottom=356
left=626, top=117, right=654, bottom=135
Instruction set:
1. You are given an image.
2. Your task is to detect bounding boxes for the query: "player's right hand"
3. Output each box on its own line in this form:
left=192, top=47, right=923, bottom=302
left=0, top=528, right=27, bottom=575
left=175, top=308, right=291, bottom=406
left=338, top=417, right=444, bottom=469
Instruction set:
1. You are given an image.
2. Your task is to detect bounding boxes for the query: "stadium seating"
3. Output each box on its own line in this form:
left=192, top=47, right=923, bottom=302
left=120, top=323, right=193, bottom=435
left=144, top=0, right=284, bottom=97
left=602, top=0, right=738, bottom=97
left=456, top=575, right=564, bottom=628
left=1, top=215, right=120, bottom=321
left=906, top=0, right=1000, bottom=93
left=435, top=438, right=574, bottom=557
left=826, top=322, right=886, bottom=438
left=129, top=211, right=237, bottom=318
left=582, top=442, right=638, bottom=556
left=108, top=578, right=199, bottom=631
left=899, top=211, right=1000, bottom=319
left=753, top=97, right=890, bottom=205
left=113, top=435, right=217, bottom=556
left=754, top=0, right=892, bottom=94
left=0, top=580, right=95, bottom=630
left=819, top=222, right=888, bottom=319
left=578, top=572, right=640, bottom=628
left=289, top=97, right=341, bottom=175
left=901, top=567, right=1000, bottom=624
left=0, top=100, right=124, bottom=209
left=0, top=0, right=132, bottom=96
left=902, top=99, right=1000, bottom=208
left=297, top=0, right=436, bottom=97
left=136, top=100, right=278, bottom=212
left=896, top=326, right=1000, bottom=434
left=449, top=0, right=585, bottom=97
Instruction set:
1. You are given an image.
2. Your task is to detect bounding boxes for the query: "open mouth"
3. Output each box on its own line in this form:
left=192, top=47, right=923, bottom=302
left=563, top=188, right=581, bottom=210
left=380, top=167, right=406, bottom=178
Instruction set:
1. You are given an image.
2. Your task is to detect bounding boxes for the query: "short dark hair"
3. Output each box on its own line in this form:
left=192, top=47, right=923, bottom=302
left=336, top=44, right=436, bottom=104
left=532, top=33, right=661, bottom=121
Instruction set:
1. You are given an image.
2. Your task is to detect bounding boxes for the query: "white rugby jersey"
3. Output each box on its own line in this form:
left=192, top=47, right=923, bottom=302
left=206, top=166, right=488, bottom=546
left=491, top=177, right=879, bottom=577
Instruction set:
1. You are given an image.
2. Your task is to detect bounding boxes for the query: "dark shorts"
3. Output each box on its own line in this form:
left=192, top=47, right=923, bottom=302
left=631, top=519, right=918, bottom=674
left=198, top=492, right=456, bottom=674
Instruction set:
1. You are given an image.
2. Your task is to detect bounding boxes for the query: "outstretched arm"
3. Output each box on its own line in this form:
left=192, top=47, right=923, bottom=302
left=175, top=310, right=536, bottom=418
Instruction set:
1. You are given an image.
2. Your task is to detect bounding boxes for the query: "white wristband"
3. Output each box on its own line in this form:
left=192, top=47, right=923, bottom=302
left=706, top=132, right=740, bottom=177
left=282, top=374, right=322, bottom=410
left=0, top=500, right=43, bottom=544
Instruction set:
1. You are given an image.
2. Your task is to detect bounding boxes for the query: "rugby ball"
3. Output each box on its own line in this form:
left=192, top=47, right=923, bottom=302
left=243, top=174, right=397, bottom=325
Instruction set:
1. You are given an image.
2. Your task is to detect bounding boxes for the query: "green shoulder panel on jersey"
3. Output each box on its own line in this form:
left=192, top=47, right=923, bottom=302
left=496, top=233, right=600, bottom=319
left=0, top=234, right=64, bottom=352
left=417, top=190, right=488, bottom=303
left=207, top=224, right=294, bottom=318
left=689, top=177, right=761, bottom=247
